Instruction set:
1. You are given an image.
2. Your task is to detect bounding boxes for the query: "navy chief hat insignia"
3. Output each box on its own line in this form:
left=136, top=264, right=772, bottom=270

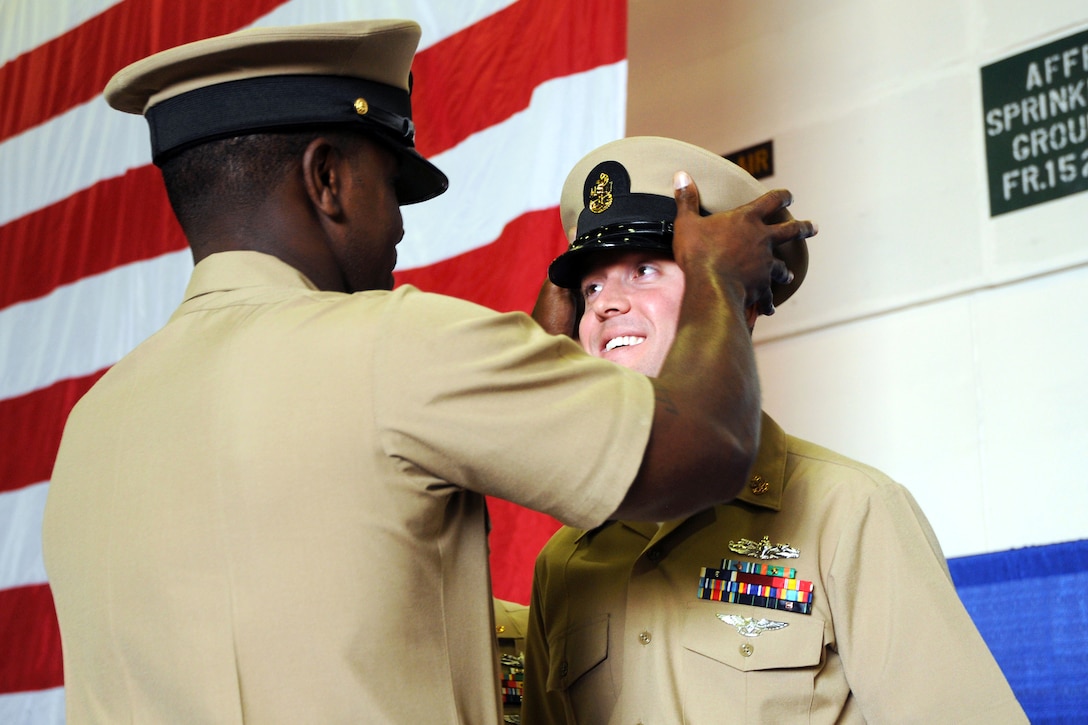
left=575, top=159, right=675, bottom=234
left=588, top=171, right=614, bottom=213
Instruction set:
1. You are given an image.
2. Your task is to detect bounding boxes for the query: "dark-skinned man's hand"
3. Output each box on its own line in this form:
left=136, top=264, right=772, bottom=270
left=672, top=172, right=817, bottom=316
left=531, top=278, right=578, bottom=338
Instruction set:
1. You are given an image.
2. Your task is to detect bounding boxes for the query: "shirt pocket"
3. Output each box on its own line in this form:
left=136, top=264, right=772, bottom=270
left=680, top=601, right=828, bottom=724
left=682, top=600, right=825, bottom=671
left=545, top=613, right=616, bottom=723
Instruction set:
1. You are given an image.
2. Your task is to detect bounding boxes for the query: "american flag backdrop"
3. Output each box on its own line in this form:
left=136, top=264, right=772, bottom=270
left=0, top=0, right=626, bottom=719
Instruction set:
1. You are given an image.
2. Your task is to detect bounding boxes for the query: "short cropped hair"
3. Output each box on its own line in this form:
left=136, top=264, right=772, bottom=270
left=159, top=132, right=311, bottom=236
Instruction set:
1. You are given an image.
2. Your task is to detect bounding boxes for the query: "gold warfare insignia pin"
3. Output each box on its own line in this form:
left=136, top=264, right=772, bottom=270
left=588, top=172, right=613, bottom=213
left=729, top=535, right=799, bottom=560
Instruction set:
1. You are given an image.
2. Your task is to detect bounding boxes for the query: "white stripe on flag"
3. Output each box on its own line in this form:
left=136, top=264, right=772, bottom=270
left=0, top=482, right=50, bottom=590
left=0, top=0, right=123, bottom=66
left=0, top=251, right=192, bottom=400
left=400, top=61, right=627, bottom=267
left=0, top=687, right=65, bottom=725
left=0, top=95, right=147, bottom=227
left=252, top=0, right=520, bottom=52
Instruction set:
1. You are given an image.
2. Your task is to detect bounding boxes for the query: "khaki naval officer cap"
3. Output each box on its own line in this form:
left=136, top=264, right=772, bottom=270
left=550, top=136, right=808, bottom=306
left=104, top=19, right=448, bottom=204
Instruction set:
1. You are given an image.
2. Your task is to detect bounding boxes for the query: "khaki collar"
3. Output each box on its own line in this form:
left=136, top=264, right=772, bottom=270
left=575, top=412, right=788, bottom=545
left=736, top=411, right=787, bottom=512
left=174, top=251, right=319, bottom=314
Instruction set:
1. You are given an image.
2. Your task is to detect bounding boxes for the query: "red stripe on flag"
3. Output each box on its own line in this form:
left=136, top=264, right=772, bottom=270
left=0, top=166, right=186, bottom=311
left=0, top=371, right=106, bottom=495
left=412, top=0, right=627, bottom=158
left=486, top=497, right=561, bottom=604
left=0, top=584, right=63, bottom=693
left=394, top=206, right=568, bottom=314
left=0, top=0, right=291, bottom=144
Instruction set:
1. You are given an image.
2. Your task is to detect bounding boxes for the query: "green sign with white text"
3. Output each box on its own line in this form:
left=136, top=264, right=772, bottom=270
left=981, top=27, right=1088, bottom=216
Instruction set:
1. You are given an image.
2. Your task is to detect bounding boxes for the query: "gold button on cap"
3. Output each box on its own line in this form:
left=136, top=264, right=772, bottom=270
left=354, top=97, right=368, bottom=115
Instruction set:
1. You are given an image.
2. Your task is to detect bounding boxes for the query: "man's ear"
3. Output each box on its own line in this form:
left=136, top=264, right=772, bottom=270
left=302, top=137, right=345, bottom=220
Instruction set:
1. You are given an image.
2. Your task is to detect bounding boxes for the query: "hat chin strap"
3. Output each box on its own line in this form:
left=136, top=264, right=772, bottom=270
left=571, top=220, right=674, bottom=250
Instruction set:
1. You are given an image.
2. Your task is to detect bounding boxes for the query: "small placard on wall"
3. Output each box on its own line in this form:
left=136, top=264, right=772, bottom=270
left=724, top=140, right=774, bottom=180
left=981, top=27, right=1088, bottom=216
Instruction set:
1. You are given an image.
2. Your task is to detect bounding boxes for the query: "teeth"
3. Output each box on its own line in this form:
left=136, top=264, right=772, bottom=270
left=605, top=336, right=646, bottom=352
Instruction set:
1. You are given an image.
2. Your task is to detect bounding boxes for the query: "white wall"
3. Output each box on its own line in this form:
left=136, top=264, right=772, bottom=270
left=627, top=0, right=1088, bottom=557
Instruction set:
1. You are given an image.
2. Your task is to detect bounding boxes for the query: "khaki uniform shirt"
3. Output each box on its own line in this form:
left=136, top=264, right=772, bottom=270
left=44, top=252, right=653, bottom=724
left=522, top=414, right=1027, bottom=724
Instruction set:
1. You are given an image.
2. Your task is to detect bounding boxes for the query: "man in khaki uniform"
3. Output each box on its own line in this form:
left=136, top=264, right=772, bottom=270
left=521, top=137, right=1027, bottom=724
left=494, top=598, right=530, bottom=723
left=42, top=21, right=817, bottom=725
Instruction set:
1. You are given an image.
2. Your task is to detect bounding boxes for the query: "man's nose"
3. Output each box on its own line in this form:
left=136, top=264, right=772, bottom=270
left=589, top=282, right=631, bottom=317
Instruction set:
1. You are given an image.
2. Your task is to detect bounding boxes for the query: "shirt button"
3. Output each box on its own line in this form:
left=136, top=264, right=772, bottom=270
left=647, top=548, right=663, bottom=563
left=638, top=630, right=652, bottom=645
left=739, top=642, right=754, bottom=657
left=559, top=660, right=568, bottom=676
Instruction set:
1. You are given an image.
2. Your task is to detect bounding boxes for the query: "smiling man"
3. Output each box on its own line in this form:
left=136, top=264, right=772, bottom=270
left=577, top=249, right=685, bottom=376
left=521, top=136, right=1027, bottom=724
